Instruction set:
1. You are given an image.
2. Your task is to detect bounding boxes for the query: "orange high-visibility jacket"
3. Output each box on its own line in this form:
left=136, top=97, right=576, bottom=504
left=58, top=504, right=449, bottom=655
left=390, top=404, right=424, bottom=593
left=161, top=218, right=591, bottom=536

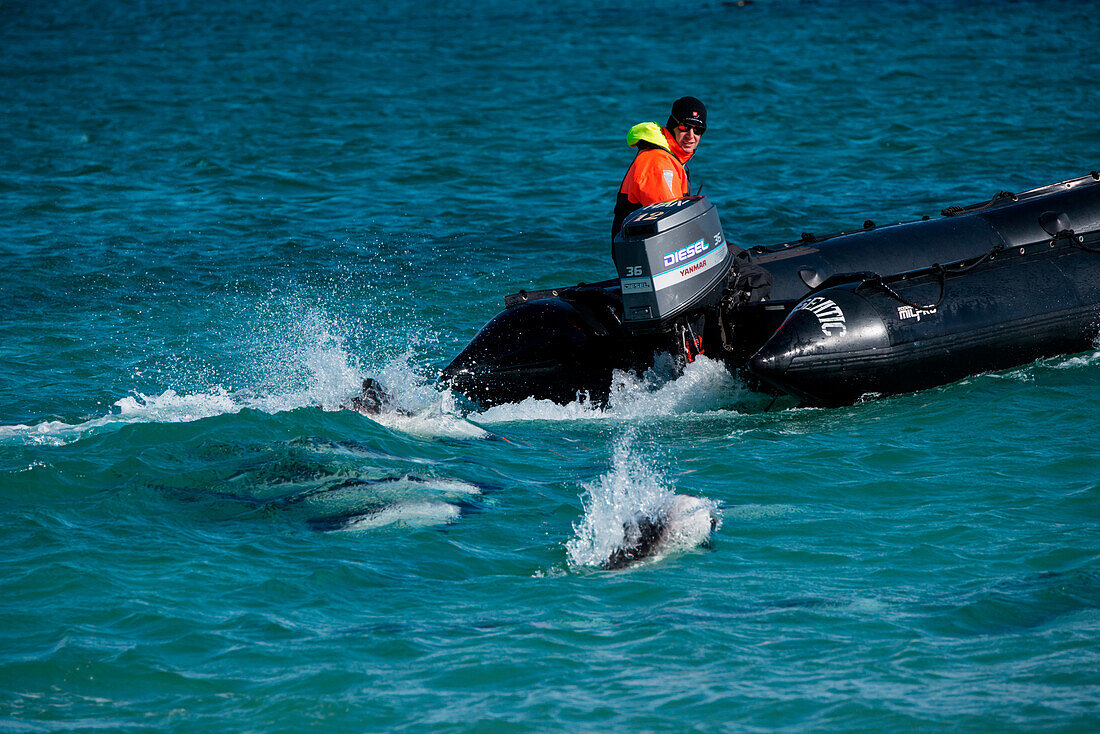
left=612, top=123, right=693, bottom=238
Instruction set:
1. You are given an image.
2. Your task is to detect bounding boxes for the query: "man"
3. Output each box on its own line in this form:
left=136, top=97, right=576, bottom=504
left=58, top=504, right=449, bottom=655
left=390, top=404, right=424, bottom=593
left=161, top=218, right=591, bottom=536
left=611, top=96, right=707, bottom=239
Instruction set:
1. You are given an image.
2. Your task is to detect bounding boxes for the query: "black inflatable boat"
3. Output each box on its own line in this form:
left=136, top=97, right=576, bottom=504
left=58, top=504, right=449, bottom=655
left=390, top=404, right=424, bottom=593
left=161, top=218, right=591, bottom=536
left=442, top=172, right=1100, bottom=407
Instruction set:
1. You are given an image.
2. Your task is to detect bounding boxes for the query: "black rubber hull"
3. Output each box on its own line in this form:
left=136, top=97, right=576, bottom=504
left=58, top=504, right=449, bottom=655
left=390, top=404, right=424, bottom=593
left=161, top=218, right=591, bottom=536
left=748, top=236, right=1100, bottom=406
left=441, top=285, right=636, bottom=406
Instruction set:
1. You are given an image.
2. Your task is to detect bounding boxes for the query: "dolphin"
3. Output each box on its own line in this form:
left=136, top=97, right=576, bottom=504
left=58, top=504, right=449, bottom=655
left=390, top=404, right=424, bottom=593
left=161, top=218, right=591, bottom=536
left=603, top=494, right=719, bottom=570
left=343, top=377, right=410, bottom=416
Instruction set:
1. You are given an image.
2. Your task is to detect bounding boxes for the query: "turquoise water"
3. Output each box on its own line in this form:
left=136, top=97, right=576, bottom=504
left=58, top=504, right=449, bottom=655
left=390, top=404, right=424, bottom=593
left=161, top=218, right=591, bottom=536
left=3, top=0, right=1099, bottom=730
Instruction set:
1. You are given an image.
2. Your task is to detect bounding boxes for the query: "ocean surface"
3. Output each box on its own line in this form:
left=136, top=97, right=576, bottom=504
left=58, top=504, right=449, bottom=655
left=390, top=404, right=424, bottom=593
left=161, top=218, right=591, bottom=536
left=3, top=0, right=1099, bottom=730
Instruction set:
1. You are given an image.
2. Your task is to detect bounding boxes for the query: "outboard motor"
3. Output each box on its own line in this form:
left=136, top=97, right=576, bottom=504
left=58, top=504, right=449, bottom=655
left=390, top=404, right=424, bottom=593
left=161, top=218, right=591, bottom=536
left=613, top=196, right=734, bottom=360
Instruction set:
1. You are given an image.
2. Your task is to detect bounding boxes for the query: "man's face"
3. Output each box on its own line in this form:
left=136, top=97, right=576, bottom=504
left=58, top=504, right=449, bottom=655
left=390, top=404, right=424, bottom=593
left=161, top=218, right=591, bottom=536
left=672, top=124, right=703, bottom=155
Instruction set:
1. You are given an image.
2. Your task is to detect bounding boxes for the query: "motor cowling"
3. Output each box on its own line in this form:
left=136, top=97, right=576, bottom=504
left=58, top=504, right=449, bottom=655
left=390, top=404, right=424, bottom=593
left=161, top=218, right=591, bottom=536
left=613, top=196, right=733, bottom=336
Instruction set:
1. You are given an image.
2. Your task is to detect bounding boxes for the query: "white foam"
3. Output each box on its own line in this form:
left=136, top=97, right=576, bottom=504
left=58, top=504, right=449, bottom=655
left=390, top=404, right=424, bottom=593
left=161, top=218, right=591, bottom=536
left=0, top=421, right=76, bottom=445
left=369, top=404, right=490, bottom=440
left=0, top=389, right=251, bottom=445
left=369, top=350, right=453, bottom=413
left=3, top=322, right=492, bottom=444
left=472, top=393, right=604, bottom=423
left=474, top=354, right=745, bottom=425
left=335, top=353, right=493, bottom=439
left=267, top=309, right=372, bottom=411
left=4, top=305, right=383, bottom=445
left=114, top=387, right=240, bottom=421
left=1050, top=349, right=1100, bottom=370
left=605, top=353, right=745, bottom=418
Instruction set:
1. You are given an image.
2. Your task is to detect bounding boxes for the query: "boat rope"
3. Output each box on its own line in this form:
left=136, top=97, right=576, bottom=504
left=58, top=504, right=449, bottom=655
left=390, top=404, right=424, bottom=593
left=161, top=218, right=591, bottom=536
left=941, top=190, right=1018, bottom=217
left=941, top=244, right=1004, bottom=275
left=848, top=238, right=1019, bottom=309
left=1061, top=229, right=1100, bottom=254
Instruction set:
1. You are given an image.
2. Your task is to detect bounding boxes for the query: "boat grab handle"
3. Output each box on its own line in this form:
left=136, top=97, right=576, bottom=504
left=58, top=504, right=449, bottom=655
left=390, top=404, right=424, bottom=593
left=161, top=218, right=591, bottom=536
left=856, top=265, right=947, bottom=312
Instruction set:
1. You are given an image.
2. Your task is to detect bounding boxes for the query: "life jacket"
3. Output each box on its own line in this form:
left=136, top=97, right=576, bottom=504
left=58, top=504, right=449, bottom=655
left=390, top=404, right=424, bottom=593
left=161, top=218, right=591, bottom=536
left=611, top=122, right=693, bottom=239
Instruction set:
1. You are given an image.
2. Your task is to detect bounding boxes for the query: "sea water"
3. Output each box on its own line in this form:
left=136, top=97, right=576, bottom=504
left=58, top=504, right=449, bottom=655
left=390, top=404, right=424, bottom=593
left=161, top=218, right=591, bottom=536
left=2, top=0, right=1099, bottom=730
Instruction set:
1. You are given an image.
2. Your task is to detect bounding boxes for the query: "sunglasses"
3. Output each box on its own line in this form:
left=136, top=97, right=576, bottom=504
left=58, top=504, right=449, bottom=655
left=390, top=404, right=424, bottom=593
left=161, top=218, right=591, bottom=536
left=673, top=118, right=706, bottom=135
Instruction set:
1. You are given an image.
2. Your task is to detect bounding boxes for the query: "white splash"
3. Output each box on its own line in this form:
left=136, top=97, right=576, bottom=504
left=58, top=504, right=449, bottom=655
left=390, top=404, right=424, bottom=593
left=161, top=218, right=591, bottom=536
left=265, top=309, right=371, bottom=411
left=566, top=429, right=719, bottom=570
left=114, top=388, right=241, bottom=421
left=0, top=420, right=83, bottom=446
left=604, top=353, right=747, bottom=418
left=351, top=360, right=491, bottom=440
left=2, top=300, right=498, bottom=444
left=474, top=354, right=745, bottom=425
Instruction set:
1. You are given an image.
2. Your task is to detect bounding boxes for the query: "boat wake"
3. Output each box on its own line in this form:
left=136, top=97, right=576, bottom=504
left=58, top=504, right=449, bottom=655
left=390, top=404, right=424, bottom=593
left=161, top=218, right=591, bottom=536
left=0, top=350, right=764, bottom=448
left=566, top=429, right=720, bottom=570
left=0, top=335, right=485, bottom=446
left=0, top=388, right=249, bottom=446
left=468, top=354, right=761, bottom=425
left=10, top=329, right=1097, bottom=449
left=340, top=352, right=765, bottom=437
